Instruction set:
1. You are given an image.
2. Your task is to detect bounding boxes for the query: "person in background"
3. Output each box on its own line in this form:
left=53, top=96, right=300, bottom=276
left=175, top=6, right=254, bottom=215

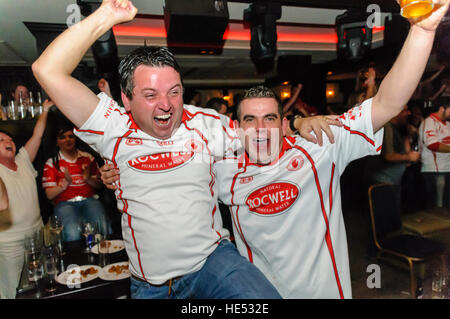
left=364, top=105, right=421, bottom=210
left=402, top=103, right=427, bottom=211
left=347, top=66, right=378, bottom=109
left=0, top=99, right=52, bottom=299
left=189, top=91, right=201, bottom=106
left=205, top=97, right=228, bottom=115
left=419, top=98, right=450, bottom=209
left=42, top=122, right=108, bottom=242
left=12, top=84, right=30, bottom=106
left=283, top=83, right=319, bottom=117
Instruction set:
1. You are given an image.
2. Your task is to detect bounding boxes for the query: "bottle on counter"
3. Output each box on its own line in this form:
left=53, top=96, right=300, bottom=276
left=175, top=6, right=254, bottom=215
left=28, top=91, right=36, bottom=119
left=18, top=91, right=26, bottom=120
left=37, top=92, right=43, bottom=116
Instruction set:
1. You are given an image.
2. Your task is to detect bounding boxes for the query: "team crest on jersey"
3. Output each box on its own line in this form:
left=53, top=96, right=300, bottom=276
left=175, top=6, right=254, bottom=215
left=340, top=105, right=362, bottom=121
left=245, top=182, right=300, bottom=216
left=287, top=155, right=304, bottom=171
left=184, top=139, right=203, bottom=152
left=125, top=137, right=143, bottom=146
left=240, top=176, right=253, bottom=184
left=127, top=152, right=194, bottom=173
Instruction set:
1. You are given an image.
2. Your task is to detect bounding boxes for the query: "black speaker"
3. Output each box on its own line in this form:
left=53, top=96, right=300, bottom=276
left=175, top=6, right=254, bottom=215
left=384, top=14, right=410, bottom=57
left=336, top=10, right=373, bottom=63
left=277, top=55, right=312, bottom=83
left=164, top=0, right=229, bottom=54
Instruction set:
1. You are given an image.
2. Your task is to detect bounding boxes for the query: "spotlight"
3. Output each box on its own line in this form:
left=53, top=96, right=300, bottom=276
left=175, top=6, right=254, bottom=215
left=244, top=1, right=281, bottom=73
left=336, top=9, right=373, bottom=63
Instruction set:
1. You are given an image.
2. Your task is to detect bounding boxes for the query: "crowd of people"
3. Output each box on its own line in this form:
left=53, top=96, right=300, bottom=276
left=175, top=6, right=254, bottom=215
left=0, top=0, right=449, bottom=300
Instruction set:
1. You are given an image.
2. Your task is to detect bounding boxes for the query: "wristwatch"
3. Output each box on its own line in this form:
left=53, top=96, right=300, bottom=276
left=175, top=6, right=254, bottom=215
left=289, top=115, right=301, bottom=134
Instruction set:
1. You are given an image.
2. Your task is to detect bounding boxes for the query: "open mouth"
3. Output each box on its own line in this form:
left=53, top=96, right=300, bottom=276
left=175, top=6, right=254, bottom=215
left=154, top=114, right=172, bottom=126
left=252, top=137, right=270, bottom=150
left=5, top=146, right=13, bottom=152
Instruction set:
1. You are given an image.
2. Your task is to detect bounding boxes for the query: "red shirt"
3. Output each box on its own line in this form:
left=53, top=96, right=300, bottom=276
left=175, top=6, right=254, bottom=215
left=42, top=150, right=99, bottom=205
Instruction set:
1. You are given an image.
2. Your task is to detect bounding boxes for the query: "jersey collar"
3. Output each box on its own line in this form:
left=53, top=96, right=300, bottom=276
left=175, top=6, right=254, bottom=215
left=430, top=112, right=447, bottom=125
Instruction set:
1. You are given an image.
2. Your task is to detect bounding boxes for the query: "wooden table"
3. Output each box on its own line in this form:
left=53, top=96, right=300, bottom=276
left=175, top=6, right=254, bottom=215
left=16, top=240, right=130, bottom=299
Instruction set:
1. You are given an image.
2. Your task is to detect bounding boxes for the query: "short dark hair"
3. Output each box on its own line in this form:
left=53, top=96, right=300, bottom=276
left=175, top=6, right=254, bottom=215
left=118, top=46, right=182, bottom=100
left=236, top=85, right=283, bottom=121
left=205, top=97, right=228, bottom=113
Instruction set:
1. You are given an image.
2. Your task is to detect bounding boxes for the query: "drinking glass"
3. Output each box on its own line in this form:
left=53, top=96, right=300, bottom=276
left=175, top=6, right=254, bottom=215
left=81, top=221, right=95, bottom=253
left=399, top=0, right=434, bottom=19
left=43, top=247, right=58, bottom=292
left=49, top=215, right=65, bottom=255
left=7, top=101, right=17, bottom=120
left=98, top=235, right=110, bottom=267
left=25, top=248, right=43, bottom=284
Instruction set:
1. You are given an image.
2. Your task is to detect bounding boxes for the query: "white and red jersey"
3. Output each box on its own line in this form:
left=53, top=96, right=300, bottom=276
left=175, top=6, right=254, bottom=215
left=419, top=113, right=450, bottom=172
left=216, top=99, right=383, bottom=298
left=74, top=93, right=237, bottom=284
left=42, top=150, right=98, bottom=205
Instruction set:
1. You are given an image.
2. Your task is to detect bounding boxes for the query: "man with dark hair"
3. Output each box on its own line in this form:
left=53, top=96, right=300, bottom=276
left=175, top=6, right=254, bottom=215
left=32, top=0, right=283, bottom=299
left=205, top=97, right=228, bottom=115
left=419, top=98, right=450, bottom=208
left=216, top=1, right=449, bottom=298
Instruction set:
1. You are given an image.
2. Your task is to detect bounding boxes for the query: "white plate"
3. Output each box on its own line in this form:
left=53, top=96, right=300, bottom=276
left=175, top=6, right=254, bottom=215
left=56, top=265, right=101, bottom=286
left=91, top=240, right=125, bottom=254
left=100, top=262, right=130, bottom=281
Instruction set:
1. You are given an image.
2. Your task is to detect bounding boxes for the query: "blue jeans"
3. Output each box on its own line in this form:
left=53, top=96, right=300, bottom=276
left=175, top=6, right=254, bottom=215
left=130, top=240, right=281, bottom=299
left=54, top=197, right=108, bottom=242
left=423, top=172, right=450, bottom=209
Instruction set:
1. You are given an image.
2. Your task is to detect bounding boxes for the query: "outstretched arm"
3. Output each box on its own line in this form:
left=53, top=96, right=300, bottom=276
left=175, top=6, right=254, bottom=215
left=32, top=0, right=137, bottom=128
left=24, top=99, right=53, bottom=162
left=371, top=0, right=449, bottom=132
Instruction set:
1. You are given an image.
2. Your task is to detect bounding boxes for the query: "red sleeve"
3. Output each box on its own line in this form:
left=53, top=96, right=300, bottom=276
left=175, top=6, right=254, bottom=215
left=427, top=142, right=440, bottom=152
left=42, top=160, right=58, bottom=189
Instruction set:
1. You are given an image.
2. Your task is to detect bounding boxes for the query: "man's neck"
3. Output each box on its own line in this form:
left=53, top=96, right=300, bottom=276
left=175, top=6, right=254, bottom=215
left=0, top=157, right=17, bottom=171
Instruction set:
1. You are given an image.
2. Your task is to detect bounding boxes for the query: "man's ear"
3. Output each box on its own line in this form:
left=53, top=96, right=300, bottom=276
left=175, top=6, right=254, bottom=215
left=121, top=91, right=132, bottom=112
left=282, top=117, right=288, bottom=136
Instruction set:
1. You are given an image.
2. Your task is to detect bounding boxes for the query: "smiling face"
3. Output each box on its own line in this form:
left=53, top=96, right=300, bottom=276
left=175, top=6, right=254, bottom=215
left=56, top=129, right=76, bottom=153
left=0, top=132, right=16, bottom=162
left=121, top=65, right=184, bottom=140
left=235, top=97, right=287, bottom=165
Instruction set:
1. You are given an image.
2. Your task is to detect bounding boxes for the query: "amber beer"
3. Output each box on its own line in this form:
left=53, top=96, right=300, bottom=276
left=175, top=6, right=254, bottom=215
left=400, top=0, right=434, bottom=18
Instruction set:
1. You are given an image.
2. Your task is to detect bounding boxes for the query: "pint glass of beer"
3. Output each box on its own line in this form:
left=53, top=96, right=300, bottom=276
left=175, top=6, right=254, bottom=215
left=400, top=0, right=434, bottom=19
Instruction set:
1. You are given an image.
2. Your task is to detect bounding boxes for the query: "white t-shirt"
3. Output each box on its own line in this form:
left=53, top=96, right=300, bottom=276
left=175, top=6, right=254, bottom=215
left=0, top=147, right=43, bottom=243
left=74, top=93, right=237, bottom=284
left=216, top=99, right=383, bottom=298
left=419, top=113, right=450, bottom=172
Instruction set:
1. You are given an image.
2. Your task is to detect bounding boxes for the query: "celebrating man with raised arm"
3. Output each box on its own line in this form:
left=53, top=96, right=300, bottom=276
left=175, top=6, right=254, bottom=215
left=32, top=0, right=285, bottom=299
left=101, top=0, right=449, bottom=299
left=214, top=1, right=450, bottom=299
